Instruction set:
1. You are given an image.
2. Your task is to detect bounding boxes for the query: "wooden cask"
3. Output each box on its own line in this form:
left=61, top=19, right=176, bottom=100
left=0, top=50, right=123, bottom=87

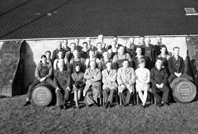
left=170, top=77, right=196, bottom=103
left=31, top=83, right=54, bottom=107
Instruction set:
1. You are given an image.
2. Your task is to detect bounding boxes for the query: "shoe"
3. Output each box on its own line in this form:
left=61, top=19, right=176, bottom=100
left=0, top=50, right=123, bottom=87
left=93, top=102, right=99, bottom=107
left=105, top=102, right=110, bottom=109
left=23, top=101, right=30, bottom=106
left=142, top=104, right=146, bottom=108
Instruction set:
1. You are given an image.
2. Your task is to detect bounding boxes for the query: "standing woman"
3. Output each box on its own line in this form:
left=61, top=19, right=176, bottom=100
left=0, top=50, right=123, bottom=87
left=71, top=64, right=85, bottom=109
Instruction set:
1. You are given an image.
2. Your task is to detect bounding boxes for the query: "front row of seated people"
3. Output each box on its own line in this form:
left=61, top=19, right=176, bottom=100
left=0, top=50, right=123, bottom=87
left=23, top=45, right=188, bottom=109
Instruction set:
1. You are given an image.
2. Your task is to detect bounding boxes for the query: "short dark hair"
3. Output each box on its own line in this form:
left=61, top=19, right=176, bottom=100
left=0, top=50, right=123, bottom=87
left=123, top=59, right=129, bottom=63
left=135, top=46, right=142, bottom=51
left=82, top=42, right=88, bottom=45
left=173, top=46, right=180, bottom=50
left=45, top=50, right=51, bottom=55
left=41, top=55, right=47, bottom=59
left=106, top=60, right=112, bottom=65
left=138, top=58, right=146, bottom=64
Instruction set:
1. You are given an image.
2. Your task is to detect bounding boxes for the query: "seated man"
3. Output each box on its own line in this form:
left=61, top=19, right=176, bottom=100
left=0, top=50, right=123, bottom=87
left=71, top=64, right=85, bottom=109
left=151, top=58, right=170, bottom=107
left=135, top=58, right=150, bottom=108
left=54, top=61, right=71, bottom=109
left=83, top=60, right=102, bottom=107
left=102, top=61, right=117, bottom=108
left=168, top=47, right=185, bottom=83
left=52, top=41, right=67, bottom=62
left=117, top=59, right=135, bottom=106
left=23, top=55, right=59, bottom=106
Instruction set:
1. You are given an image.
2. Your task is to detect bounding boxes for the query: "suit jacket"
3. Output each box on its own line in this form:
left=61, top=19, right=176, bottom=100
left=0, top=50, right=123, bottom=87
left=102, top=69, right=117, bottom=88
left=117, top=67, right=135, bottom=86
left=84, top=68, right=102, bottom=85
left=168, top=56, right=185, bottom=74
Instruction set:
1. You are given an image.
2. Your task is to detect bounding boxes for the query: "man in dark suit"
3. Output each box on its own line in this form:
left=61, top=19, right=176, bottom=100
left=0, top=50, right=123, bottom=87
left=168, top=47, right=185, bottom=83
left=151, top=58, right=170, bottom=107
left=52, top=41, right=67, bottom=62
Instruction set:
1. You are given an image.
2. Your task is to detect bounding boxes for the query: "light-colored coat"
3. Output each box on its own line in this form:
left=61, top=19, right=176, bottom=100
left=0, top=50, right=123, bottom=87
left=102, top=69, right=117, bottom=89
left=117, top=67, right=135, bottom=86
left=83, top=68, right=102, bottom=96
left=117, top=67, right=135, bottom=93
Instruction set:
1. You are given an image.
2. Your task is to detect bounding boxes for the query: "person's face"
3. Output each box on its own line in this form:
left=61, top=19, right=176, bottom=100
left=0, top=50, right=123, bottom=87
left=126, top=41, right=132, bottom=49
left=41, top=57, right=47, bottom=63
left=98, top=35, right=103, bottom=42
left=106, top=62, right=112, bottom=69
left=139, top=62, right=145, bottom=68
left=129, top=37, right=134, bottom=43
left=74, top=39, right=79, bottom=45
left=45, top=52, right=51, bottom=59
left=136, top=48, right=142, bottom=55
left=118, top=46, right=125, bottom=54
left=161, top=47, right=166, bottom=54
left=75, top=66, right=80, bottom=72
left=156, top=60, right=162, bottom=69
left=89, top=51, right=95, bottom=58
left=97, top=43, right=102, bottom=50
left=90, top=61, right=96, bottom=68
left=145, top=38, right=150, bottom=45
left=58, top=52, right=63, bottom=59
left=73, top=50, right=79, bottom=58
left=103, top=52, right=109, bottom=59
left=62, top=40, right=68, bottom=48
left=70, top=43, right=76, bottom=51
left=174, top=48, right=180, bottom=56
left=123, top=61, right=129, bottom=68
left=139, top=38, right=144, bottom=45
left=157, top=37, right=162, bottom=43
left=57, top=42, right=62, bottom=50
left=83, top=43, right=88, bottom=50
left=111, top=40, right=117, bottom=48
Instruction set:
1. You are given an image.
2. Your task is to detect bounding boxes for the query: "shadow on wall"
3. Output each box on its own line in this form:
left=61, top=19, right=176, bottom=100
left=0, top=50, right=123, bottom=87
left=20, top=41, right=36, bottom=94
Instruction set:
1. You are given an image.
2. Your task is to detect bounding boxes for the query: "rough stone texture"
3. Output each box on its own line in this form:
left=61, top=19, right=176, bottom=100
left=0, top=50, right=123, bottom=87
left=0, top=41, right=22, bottom=97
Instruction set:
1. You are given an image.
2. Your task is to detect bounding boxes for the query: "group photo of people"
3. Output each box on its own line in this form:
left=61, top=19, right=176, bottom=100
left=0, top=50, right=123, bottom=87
left=23, top=34, right=193, bottom=110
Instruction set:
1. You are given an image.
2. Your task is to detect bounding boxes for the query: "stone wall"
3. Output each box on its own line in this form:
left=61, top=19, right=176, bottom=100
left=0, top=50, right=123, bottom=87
left=0, top=41, right=22, bottom=97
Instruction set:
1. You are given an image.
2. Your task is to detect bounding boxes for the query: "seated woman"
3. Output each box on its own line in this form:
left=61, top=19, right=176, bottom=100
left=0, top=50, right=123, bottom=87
left=83, top=60, right=102, bottom=107
left=117, top=59, right=135, bottom=106
left=69, top=49, right=85, bottom=73
left=85, top=49, right=102, bottom=70
left=71, top=64, right=85, bottom=109
left=151, top=58, right=170, bottom=107
left=102, top=61, right=117, bottom=108
left=53, top=51, right=65, bottom=71
left=113, top=45, right=132, bottom=69
left=23, top=55, right=60, bottom=106
left=158, top=45, right=170, bottom=69
left=135, top=58, right=150, bottom=108
left=54, top=61, right=71, bottom=109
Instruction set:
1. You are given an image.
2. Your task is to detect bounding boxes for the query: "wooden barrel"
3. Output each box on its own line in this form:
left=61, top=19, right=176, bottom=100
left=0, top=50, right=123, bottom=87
left=31, top=83, right=55, bottom=107
left=170, top=77, right=197, bottom=103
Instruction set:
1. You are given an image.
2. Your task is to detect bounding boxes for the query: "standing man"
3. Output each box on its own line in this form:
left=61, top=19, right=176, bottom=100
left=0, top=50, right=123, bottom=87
left=102, top=61, right=117, bottom=108
left=52, top=41, right=67, bottom=62
left=154, top=36, right=168, bottom=59
left=151, top=58, right=170, bottom=107
left=117, top=60, right=136, bottom=106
